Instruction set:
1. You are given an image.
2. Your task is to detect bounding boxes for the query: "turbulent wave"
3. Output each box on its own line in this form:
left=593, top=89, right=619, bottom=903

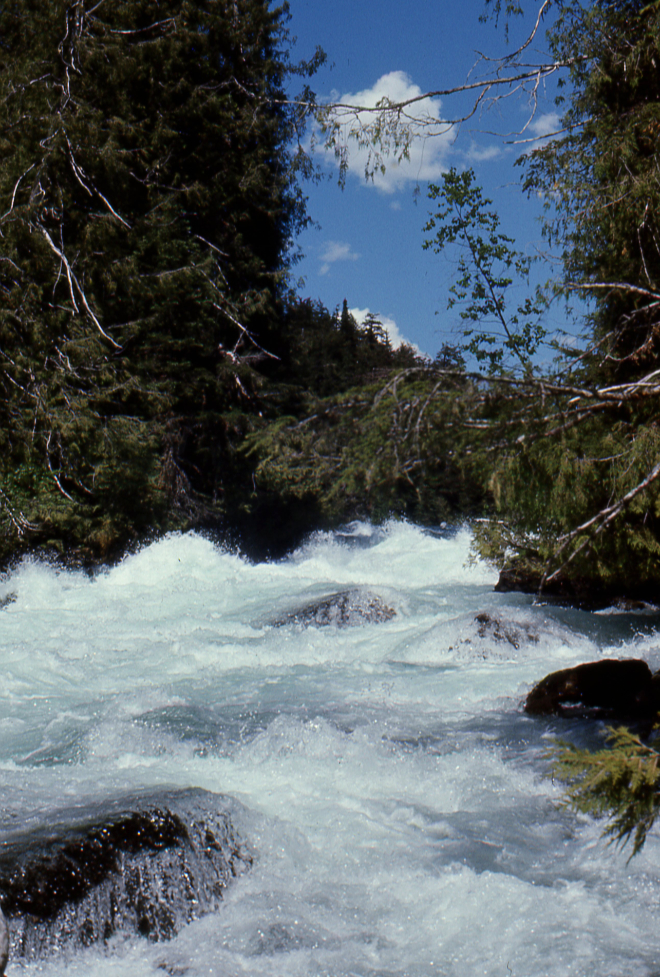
left=1, top=521, right=660, bottom=976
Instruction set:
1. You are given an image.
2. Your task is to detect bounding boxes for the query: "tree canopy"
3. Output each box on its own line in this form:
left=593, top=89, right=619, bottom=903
left=3, top=0, right=660, bottom=586
left=0, top=0, right=324, bottom=562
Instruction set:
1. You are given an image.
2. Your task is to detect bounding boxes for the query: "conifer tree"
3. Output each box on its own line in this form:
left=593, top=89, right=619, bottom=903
left=522, top=0, right=660, bottom=377
left=550, top=725, right=660, bottom=859
left=0, top=0, right=320, bottom=561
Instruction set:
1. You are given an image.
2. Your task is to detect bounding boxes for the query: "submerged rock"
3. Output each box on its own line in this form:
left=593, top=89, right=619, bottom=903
left=0, top=788, right=252, bottom=960
left=272, top=589, right=396, bottom=628
left=524, top=658, right=660, bottom=721
left=474, top=613, right=539, bottom=650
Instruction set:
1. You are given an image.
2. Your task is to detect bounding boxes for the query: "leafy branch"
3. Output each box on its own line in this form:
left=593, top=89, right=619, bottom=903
left=304, top=0, right=580, bottom=184
left=423, top=168, right=547, bottom=371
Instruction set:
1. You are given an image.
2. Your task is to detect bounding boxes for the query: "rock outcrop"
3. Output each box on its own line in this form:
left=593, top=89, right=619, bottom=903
left=0, top=788, right=252, bottom=961
left=272, top=589, right=396, bottom=628
left=496, top=558, right=660, bottom=609
left=524, top=658, right=660, bottom=722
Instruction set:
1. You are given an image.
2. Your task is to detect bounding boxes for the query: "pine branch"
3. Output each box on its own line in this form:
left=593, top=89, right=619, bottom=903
left=549, top=727, right=660, bottom=859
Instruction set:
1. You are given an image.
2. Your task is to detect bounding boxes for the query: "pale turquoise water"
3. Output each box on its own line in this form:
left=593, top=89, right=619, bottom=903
left=1, top=522, right=660, bottom=976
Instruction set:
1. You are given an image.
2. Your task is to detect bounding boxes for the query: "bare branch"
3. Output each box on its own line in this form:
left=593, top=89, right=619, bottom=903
left=38, top=226, right=121, bottom=348
left=0, top=488, right=39, bottom=535
left=542, top=460, right=660, bottom=588
left=567, top=281, right=660, bottom=301
left=0, top=163, right=37, bottom=221
left=211, top=302, right=280, bottom=361
left=45, top=432, right=75, bottom=502
left=64, top=133, right=131, bottom=227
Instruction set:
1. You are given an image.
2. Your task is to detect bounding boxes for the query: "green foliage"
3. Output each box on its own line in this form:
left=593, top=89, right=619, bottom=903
left=0, top=0, right=320, bottom=562
left=549, top=726, right=660, bottom=858
left=245, top=364, right=488, bottom=529
left=423, top=168, right=546, bottom=371
left=447, top=4, right=660, bottom=602
left=259, top=298, right=417, bottom=399
left=480, top=0, right=525, bottom=31
left=521, top=0, right=660, bottom=376
left=469, top=396, right=660, bottom=599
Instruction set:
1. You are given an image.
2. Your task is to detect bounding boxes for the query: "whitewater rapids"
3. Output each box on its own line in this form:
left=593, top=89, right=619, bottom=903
left=1, top=521, right=660, bottom=976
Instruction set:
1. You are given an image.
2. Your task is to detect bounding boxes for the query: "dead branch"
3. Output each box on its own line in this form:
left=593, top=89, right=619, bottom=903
left=45, top=432, right=75, bottom=502
left=64, top=133, right=131, bottom=228
left=0, top=488, right=39, bottom=535
left=211, top=302, right=280, bottom=361
left=38, top=226, right=121, bottom=348
left=542, top=460, right=660, bottom=588
left=0, top=163, right=37, bottom=222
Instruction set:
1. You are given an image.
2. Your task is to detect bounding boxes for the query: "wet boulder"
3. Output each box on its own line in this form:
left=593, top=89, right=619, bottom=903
left=272, top=589, right=396, bottom=628
left=524, top=658, right=660, bottom=721
left=474, top=613, right=539, bottom=650
left=0, top=788, right=252, bottom=961
left=495, top=558, right=660, bottom=609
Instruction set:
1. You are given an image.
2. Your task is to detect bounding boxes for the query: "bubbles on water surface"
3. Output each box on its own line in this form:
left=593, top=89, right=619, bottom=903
left=3, top=523, right=660, bottom=976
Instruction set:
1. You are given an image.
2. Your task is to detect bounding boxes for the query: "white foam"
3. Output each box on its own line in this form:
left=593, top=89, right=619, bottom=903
left=2, top=525, right=659, bottom=975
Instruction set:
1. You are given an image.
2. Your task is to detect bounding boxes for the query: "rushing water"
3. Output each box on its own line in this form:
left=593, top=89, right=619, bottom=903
left=2, top=521, right=660, bottom=977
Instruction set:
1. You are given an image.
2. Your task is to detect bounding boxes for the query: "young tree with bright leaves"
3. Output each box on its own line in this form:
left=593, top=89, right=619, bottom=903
left=423, top=167, right=546, bottom=373
left=0, top=0, right=322, bottom=562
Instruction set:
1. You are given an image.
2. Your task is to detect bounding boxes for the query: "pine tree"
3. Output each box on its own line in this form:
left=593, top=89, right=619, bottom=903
left=522, top=0, right=660, bottom=377
left=0, top=0, right=320, bottom=562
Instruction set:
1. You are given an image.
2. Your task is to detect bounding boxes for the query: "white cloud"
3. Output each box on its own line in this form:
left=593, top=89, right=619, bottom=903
left=319, top=240, right=360, bottom=276
left=321, top=71, right=455, bottom=194
left=464, top=142, right=502, bottom=163
left=350, top=307, right=420, bottom=352
left=524, top=112, right=562, bottom=148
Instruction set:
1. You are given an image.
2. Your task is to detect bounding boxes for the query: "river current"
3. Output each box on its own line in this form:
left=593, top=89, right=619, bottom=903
left=2, top=521, right=660, bottom=976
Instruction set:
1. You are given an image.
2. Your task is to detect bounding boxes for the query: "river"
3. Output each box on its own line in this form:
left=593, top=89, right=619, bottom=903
left=1, top=521, right=660, bottom=976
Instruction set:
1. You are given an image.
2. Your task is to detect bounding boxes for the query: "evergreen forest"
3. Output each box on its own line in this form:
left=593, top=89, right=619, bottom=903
left=1, top=0, right=659, bottom=605
left=0, top=0, right=438, bottom=565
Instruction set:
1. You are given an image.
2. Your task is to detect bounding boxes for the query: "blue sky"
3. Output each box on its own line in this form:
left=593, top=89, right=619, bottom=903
left=285, top=0, right=572, bottom=358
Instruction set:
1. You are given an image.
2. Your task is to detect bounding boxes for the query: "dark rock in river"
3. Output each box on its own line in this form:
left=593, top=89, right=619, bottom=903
left=495, top=558, right=660, bottom=609
left=0, top=788, right=252, bottom=961
left=524, top=658, right=660, bottom=721
left=474, top=613, right=539, bottom=650
left=272, top=589, right=396, bottom=628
